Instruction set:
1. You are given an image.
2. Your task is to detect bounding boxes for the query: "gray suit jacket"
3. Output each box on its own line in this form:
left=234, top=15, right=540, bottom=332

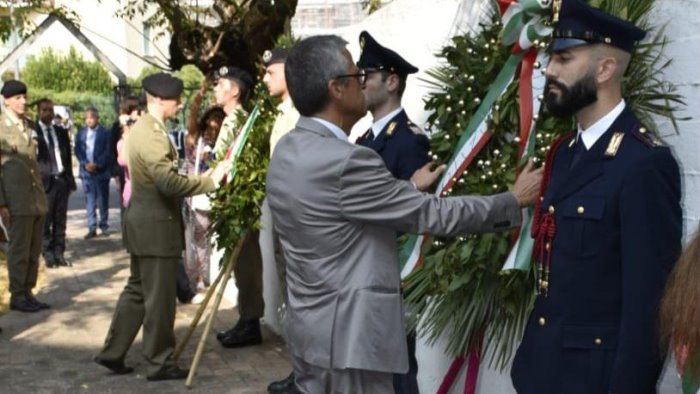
left=266, top=117, right=521, bottom=374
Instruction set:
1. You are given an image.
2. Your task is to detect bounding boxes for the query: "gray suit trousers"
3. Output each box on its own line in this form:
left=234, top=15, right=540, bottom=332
left=293, top=355, right=393, bottom=394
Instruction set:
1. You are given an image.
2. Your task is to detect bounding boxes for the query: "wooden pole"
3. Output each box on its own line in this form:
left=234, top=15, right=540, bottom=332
left=184, top=233, right=247, bottom=388
left=173, top=249, right=231, bottom=362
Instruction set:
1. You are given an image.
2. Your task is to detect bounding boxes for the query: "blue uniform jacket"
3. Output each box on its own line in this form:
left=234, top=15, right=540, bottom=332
left=74, top=125, right=112, bottom=180
left=511, top=107, right=682, bottom=394
left=357, top=110, right=430, bottom=181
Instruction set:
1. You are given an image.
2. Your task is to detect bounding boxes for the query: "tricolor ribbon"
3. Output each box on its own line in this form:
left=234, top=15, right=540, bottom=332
left=409, top=2, right=554, bottom=393
left=399, top=1, right=551, bottom=279
left=223, top=104, right=260, bottom=180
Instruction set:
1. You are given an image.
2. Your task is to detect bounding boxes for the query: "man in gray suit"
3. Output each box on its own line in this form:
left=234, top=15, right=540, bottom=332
left=266, top=35, right=543, bottom=393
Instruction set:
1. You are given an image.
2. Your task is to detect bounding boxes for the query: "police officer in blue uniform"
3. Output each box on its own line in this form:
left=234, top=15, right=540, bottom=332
left=356, top=31, right=428, bottom=394
left=511, top=1, right=683, bottom=393
left=356, top=31, right=430, bottom=181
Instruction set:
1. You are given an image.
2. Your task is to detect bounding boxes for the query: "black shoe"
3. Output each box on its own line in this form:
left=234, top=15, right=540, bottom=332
left=216, top=327, right=234, bottom=341
left=57, top=256, right=72, bottom=267
left=84, top=230, right=97, bottom=240
left=28, top=297, right=51, bottom=310
left=268, top=372, right=298, bottom=393
left=10, top=299, right=40, bottom=313
left=100, top=229, right=110, bottom=237
left=44, top=256, right=58, bottom=268
left=147, top=365, right=189, bottom=381
left=94, top=356, right=134, bottom=374
left=219, top=318, right=262, bottom=348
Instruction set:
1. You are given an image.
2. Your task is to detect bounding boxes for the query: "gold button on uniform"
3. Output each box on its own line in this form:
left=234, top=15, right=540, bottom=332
left=594, top=338, right=602, bottom=345
left=538, top=317, right=546, bottom=326
left=577, top=206, right=585, bottom=214
left=548, top=205, right=555, bottom=214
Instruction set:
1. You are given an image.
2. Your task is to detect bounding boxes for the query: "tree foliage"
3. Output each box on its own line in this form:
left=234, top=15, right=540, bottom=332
left=0, top=1, right=78, bottom=41
left=114, top=0, right=298, bottom=77
left=23, top=47, right=113, bottom=93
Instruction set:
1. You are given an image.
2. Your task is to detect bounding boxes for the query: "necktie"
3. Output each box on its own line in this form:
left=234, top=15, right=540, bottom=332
left=570, top=137, right=585, bottom=169
left=365, top=128, right=374, bottom=142
left=46, top=126, right=58, bottom=175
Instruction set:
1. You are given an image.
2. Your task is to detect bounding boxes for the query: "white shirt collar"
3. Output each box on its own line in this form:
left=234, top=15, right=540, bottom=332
left=577, top=99, right=626, bottom=150
left=39, top=121, right=52, bottom=131
left=371, top=107, right=403, bottom=138
left=311, top=117, right=348, bottom=141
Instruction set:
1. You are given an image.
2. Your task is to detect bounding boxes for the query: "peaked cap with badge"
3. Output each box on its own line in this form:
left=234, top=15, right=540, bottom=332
left=551, top=0, right=646, bottom=53
left=511, top=1, right=682, bottom=392
left=357, top=31, right=418, bottom=77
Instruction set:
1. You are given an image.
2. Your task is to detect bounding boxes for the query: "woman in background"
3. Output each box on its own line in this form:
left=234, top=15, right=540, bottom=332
left=660, top=227, right=700, bottom=393
left=115, top=105, right=141, bottom=207
left=183, top=83, right=226, bottom=301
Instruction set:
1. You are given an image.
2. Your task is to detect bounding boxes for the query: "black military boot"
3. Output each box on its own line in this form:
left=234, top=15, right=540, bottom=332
left=218, top=318, right=262, bottom=348
left=268, top=372, right=301, bottom=393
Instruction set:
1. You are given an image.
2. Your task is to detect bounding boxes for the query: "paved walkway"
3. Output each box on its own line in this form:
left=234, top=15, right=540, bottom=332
left=0, top=180, right=291, bottom=393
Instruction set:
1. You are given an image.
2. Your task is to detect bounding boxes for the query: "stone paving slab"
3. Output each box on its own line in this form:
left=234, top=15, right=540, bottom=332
left=0, top=180, right=291, bottom=394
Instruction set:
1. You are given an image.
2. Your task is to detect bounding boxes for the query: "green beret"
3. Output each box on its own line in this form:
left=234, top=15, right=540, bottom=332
left=1, top=80, right=28, bottom=98
left=142, top=73, right=184, bottom=99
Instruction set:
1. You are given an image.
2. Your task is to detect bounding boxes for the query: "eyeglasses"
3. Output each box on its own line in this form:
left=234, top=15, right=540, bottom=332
left=335, top=69, right=367, bottom=85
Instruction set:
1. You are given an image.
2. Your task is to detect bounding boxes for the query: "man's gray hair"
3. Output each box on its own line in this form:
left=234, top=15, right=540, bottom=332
left=285, top=35, right=349, bottom=117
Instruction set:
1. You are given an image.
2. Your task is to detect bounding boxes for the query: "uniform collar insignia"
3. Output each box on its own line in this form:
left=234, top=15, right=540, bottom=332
left=386, top=122, right=397, bottom=137
left=604, top=132, right=625, bottom=157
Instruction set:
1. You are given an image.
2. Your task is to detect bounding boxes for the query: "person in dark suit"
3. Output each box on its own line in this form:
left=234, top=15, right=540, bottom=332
left=74, top=107, right=112, bottom=239
left=0, top=80, right=49, bottom=313
left=34, top=98, right=76, bottom=268
left=356, top=31, right=427, bottom=394
left=511, top=1, right=683, bottom=393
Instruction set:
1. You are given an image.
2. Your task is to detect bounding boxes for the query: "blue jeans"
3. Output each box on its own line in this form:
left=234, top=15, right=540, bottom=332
left=83, top=176, right=110, bottom=232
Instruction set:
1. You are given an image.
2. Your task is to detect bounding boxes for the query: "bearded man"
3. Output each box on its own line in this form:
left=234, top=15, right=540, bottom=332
left=510, top=1, right=683, bottom=393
